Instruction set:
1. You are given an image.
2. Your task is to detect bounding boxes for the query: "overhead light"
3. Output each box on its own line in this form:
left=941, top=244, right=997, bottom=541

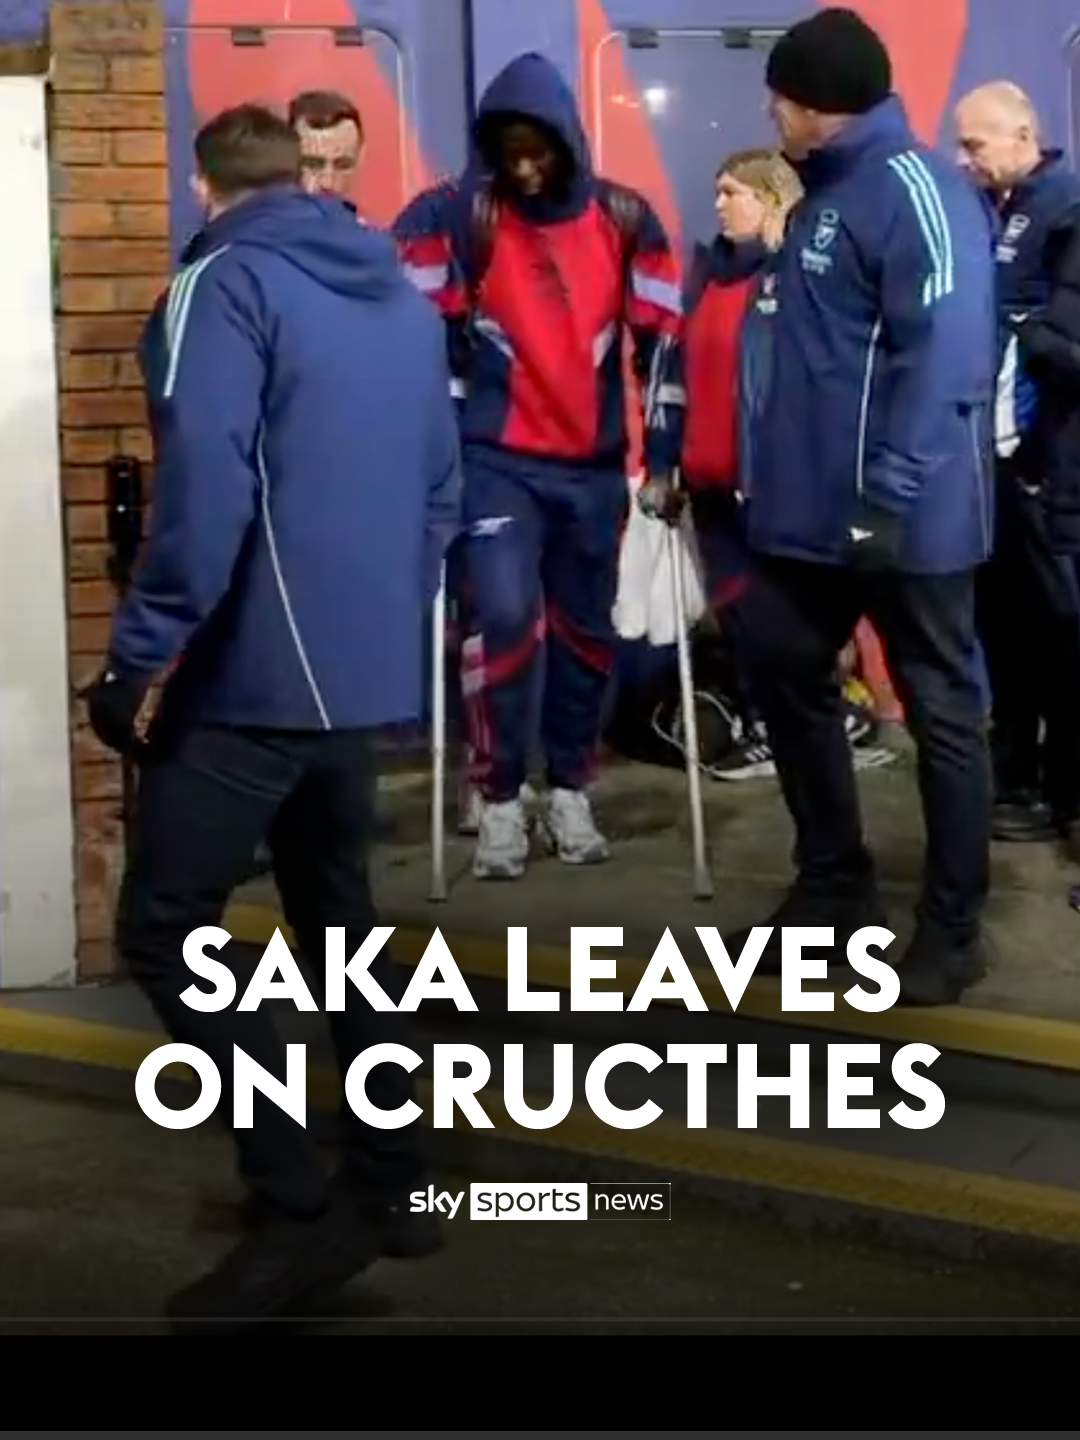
left=643, top=85, right=668, bottom=114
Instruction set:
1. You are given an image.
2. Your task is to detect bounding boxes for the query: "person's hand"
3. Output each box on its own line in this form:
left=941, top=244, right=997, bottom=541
left=844, top=502, right=905, bottom=575
left=82, top=668, right=153, bottom=756
left=638, top=472, right=688, bottom=525
left=134, top=679, right=164, bottom=742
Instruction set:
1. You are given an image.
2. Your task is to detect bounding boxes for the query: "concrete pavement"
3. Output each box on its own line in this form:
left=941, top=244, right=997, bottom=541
left=0, top=1084, right=1077, bottom=1334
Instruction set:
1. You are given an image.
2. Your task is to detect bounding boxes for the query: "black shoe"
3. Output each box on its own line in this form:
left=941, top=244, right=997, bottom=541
left=992, top=801, right=1059, bottom=842
left=724, top=883, right=888, bottom=975
left=333, top=1175, right=445, bottom=1259
left=894, top=928, right=988, bottom=1007
left=249, top=842, right=274, bottom=878
left=209, top=1181, right=445, bottom=1260
left=166, top=1195, right=379, bottom=1335
left=366, top=1196, right=444, bottom=1258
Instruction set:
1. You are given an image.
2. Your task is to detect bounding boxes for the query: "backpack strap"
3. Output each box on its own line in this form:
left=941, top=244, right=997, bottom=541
left=597, top=178, right=646, bottom=268
left=466, top=178, right=499, bottom=302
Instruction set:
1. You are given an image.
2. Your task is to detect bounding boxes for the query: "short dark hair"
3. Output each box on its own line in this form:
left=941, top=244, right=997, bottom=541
left=288, top=89, right=364, bottom=141
left=194, top=104, right=301, bottom=197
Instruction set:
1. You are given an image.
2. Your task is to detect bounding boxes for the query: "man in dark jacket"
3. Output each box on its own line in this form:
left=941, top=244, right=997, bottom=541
left=393, top=53, right=684, bottom=881
left=955, top=82, right=1080, bottom=844
left=719, top=10, right=999, bottom=1006
left=1013, top=177, right=1080, bottom=899
left=83, top=105, right=462, bottom=1331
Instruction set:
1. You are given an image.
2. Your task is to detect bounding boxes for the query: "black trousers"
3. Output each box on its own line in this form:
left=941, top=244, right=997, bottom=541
left=733, top=556, right=991, bottom=942
left=116, top=721, right=424, bottom=1217
left=976, top=459, right=1080, bottom=817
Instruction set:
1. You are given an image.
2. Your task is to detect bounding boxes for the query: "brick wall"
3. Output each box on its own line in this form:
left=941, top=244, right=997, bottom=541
left=50, top=0, right=170, bottom=977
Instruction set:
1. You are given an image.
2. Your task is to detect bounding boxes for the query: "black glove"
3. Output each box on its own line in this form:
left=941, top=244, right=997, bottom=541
left=83, top=668, right=151, bottom=756
left=844, top=502, right=905, bottom=575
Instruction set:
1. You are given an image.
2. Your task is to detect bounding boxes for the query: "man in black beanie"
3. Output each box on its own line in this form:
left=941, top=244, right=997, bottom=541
left=719, top=9, right=999, bottom=1006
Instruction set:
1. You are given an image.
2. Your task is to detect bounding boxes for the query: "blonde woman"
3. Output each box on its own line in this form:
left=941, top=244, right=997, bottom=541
left=677, top=148, right=802, bottom=778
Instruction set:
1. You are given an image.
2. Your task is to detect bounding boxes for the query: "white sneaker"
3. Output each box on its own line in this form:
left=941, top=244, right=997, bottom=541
left=472, top=797, right=531, bottom=879
left=459, top=782, right=535, bottom=836
left=540, top=788, right=610, bottom=865
left=458, top=784, right=484, bottom=836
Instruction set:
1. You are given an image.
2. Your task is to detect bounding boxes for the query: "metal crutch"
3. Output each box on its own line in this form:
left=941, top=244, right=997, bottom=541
left=429, top=561, right=448, bottom=901
left=666, top=468, right=714, bottom=900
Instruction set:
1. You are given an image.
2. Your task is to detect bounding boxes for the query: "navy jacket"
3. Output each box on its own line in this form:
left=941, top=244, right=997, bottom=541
left=108, top=186, right=462, bottom=730
left=737, top=258, right=781, bottom=503
left=992, top=150, right=1080, bottom=460
left=745, top=96, right=999, bottom=573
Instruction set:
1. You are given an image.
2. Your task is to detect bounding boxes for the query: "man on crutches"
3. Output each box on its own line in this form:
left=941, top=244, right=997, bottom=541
left=396, top=51, right=686, bottom=885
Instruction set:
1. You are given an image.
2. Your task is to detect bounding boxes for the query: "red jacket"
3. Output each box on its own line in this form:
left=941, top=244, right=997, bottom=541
left=680, top=239, right=766, bottom=489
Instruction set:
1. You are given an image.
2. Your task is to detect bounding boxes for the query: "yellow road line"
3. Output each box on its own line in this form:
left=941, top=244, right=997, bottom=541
left=2, top=1000, right=1080, bottom=1247
left=224, top=901, right=1080, bottom=1076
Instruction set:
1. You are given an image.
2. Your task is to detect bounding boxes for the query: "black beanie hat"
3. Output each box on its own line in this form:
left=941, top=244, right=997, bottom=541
left=766, top=7, right=892, bottom=115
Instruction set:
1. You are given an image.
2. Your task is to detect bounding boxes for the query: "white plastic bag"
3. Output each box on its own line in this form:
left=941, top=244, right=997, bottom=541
left=613, top=473, right=707, bottom=646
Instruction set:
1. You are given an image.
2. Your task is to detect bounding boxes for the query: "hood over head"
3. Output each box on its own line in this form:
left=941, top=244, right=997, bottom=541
left=182, top=185, right=402, bottom=300
left=470, top=52, right=594, bottom=221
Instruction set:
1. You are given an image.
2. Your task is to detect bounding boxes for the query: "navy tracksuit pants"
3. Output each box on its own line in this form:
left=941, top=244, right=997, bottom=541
left=457, top=442, right=628, bottom=803
left=688, top=485, right=761, bottom=728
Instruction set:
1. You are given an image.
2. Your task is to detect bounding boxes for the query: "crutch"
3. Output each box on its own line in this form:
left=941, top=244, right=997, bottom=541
left=666, top=467, right=714, bottom=900
left=429, top=560, right=448, bottom=901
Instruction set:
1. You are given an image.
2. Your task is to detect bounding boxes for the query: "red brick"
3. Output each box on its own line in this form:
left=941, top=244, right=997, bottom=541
left=61, top=390, right=147, bottom=428
left=65, top=505, right=108, bottom=542
left=60, top=314, right=145, bottom=351
left=61, top=429, right=118, bottom=464
left=116, top=354, right=143, bottom=388
left=68, top=541, right=110, bottom=581
left=61, top=166, right=169, bottom=203
left=52, top=129, right=111, bottom=165
left=62, top=465, right=106, bottom=503
left=61, top=237, right=171, bottom=275
left=59, top=353, right=116, bottom=390
left=115, top=275, right=166, bottom=312
left=51, top=53, right=107, bottom=91
left=76, top=904, right=115, bottom=945
left=52, top=93, right=165, bottom=130
left=77, top=938, right=118, bottom=978
left=119, top=427, right=153, bottom=462
left=57, top=202, right=118, bottom=238
left=112, top=129, right=167, bottom=166
left=59, top=277, right=118, bottom=313
left=114, top=203, right=169, bottom=238
left=69, top=614, right=112, bottom=655
left=50, top=2, right=163, bottom=56
left=77, top=900, right=118, bottom=946
left=70, top=579, right=114, bottom=615
left=74, top=767, right=122, bottom=804
left=108, top=55, right=161, bottom=92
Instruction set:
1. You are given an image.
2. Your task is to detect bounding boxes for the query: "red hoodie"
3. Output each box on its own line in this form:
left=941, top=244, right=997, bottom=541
left=680, top=238, right=766, bottom=489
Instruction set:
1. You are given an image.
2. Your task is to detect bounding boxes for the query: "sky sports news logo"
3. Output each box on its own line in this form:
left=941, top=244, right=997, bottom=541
left=409, top=1182, right=672, bottom=1221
